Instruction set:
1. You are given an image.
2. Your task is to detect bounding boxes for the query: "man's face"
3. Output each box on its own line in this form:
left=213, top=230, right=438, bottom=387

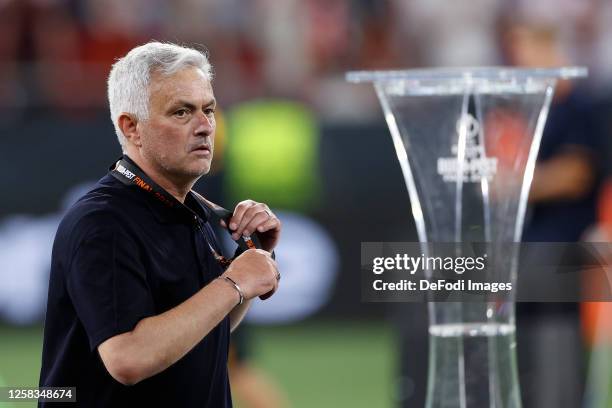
left=138, top=66, right=216, bottom=184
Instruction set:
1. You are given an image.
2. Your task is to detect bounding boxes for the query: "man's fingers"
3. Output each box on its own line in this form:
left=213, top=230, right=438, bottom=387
left=253, top=252, right=278, bottom=299
left=237, top=212, right=272, bottom=238
left=227, top=201, right=280, bottom=252
left=269, top=259, right=280, bottom=284
left=264, top=269, right=279, bottom=299
left=254, top=248, right=272, bottom=257
left=229, top=200, right=255, bottom=230
left=233, top=203, right=269, bottom=237
left=256, top=216, right=280, bottom=233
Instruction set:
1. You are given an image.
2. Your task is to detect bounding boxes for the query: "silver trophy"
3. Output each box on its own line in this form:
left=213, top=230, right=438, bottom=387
left=348, top=67, right=587, bottom=407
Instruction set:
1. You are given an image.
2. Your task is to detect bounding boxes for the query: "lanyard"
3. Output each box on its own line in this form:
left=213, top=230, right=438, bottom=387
left=109, top=156, right=263, bottom=267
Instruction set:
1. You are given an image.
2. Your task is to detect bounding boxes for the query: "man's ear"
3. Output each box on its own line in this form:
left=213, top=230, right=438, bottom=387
left=118, top=113, right=141, bottom=147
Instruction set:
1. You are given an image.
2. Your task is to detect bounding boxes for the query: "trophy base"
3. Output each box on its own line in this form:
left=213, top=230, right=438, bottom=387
left=426, top=322, right=521, bottom=408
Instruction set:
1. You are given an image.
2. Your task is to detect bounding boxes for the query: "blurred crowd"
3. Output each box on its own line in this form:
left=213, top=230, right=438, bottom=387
left=2, top=0, right=612, bottom=121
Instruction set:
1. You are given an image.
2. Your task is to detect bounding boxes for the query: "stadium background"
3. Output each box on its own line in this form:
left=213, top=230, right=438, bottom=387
left=1, top=0, right=612, bottom=407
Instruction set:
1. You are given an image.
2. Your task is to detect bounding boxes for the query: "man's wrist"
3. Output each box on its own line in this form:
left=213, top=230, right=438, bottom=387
left=218, top=276, right=244, bottom=306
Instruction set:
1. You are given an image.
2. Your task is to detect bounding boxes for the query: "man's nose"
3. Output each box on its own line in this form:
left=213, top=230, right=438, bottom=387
left=194, top=112, right=214, bottom=136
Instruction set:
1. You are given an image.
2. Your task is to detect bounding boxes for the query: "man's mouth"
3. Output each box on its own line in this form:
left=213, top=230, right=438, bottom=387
left=191, top=145, right=211, bottom=153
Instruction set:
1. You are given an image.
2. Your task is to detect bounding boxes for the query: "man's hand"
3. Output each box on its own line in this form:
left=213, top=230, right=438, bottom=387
left=97, top=249, right=279, bottom=386
left=220, top=200, right=281, bottom=252
left=97, top=249, right=280, bottom=385
left=223, top=249, right=279, bottom=300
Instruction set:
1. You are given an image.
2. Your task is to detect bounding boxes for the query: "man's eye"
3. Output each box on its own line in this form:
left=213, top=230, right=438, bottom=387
left=175, top=109, right=189, bottom=118
left=204, top=108, right=216, bottom=116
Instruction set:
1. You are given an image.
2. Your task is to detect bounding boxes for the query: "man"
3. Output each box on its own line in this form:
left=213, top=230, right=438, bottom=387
left=39, top=42, right=281, bottom=407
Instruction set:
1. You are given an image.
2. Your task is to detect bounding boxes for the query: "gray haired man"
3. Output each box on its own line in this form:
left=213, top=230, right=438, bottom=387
left=39, top=42, right=281, bottom=407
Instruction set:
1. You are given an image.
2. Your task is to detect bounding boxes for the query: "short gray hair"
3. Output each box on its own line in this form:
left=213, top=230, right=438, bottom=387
left=107, top=42, right=213, bottom=151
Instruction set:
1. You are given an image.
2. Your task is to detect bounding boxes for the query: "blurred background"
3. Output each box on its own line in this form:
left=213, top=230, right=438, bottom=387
left=1, top=0, right=612, bottom=407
